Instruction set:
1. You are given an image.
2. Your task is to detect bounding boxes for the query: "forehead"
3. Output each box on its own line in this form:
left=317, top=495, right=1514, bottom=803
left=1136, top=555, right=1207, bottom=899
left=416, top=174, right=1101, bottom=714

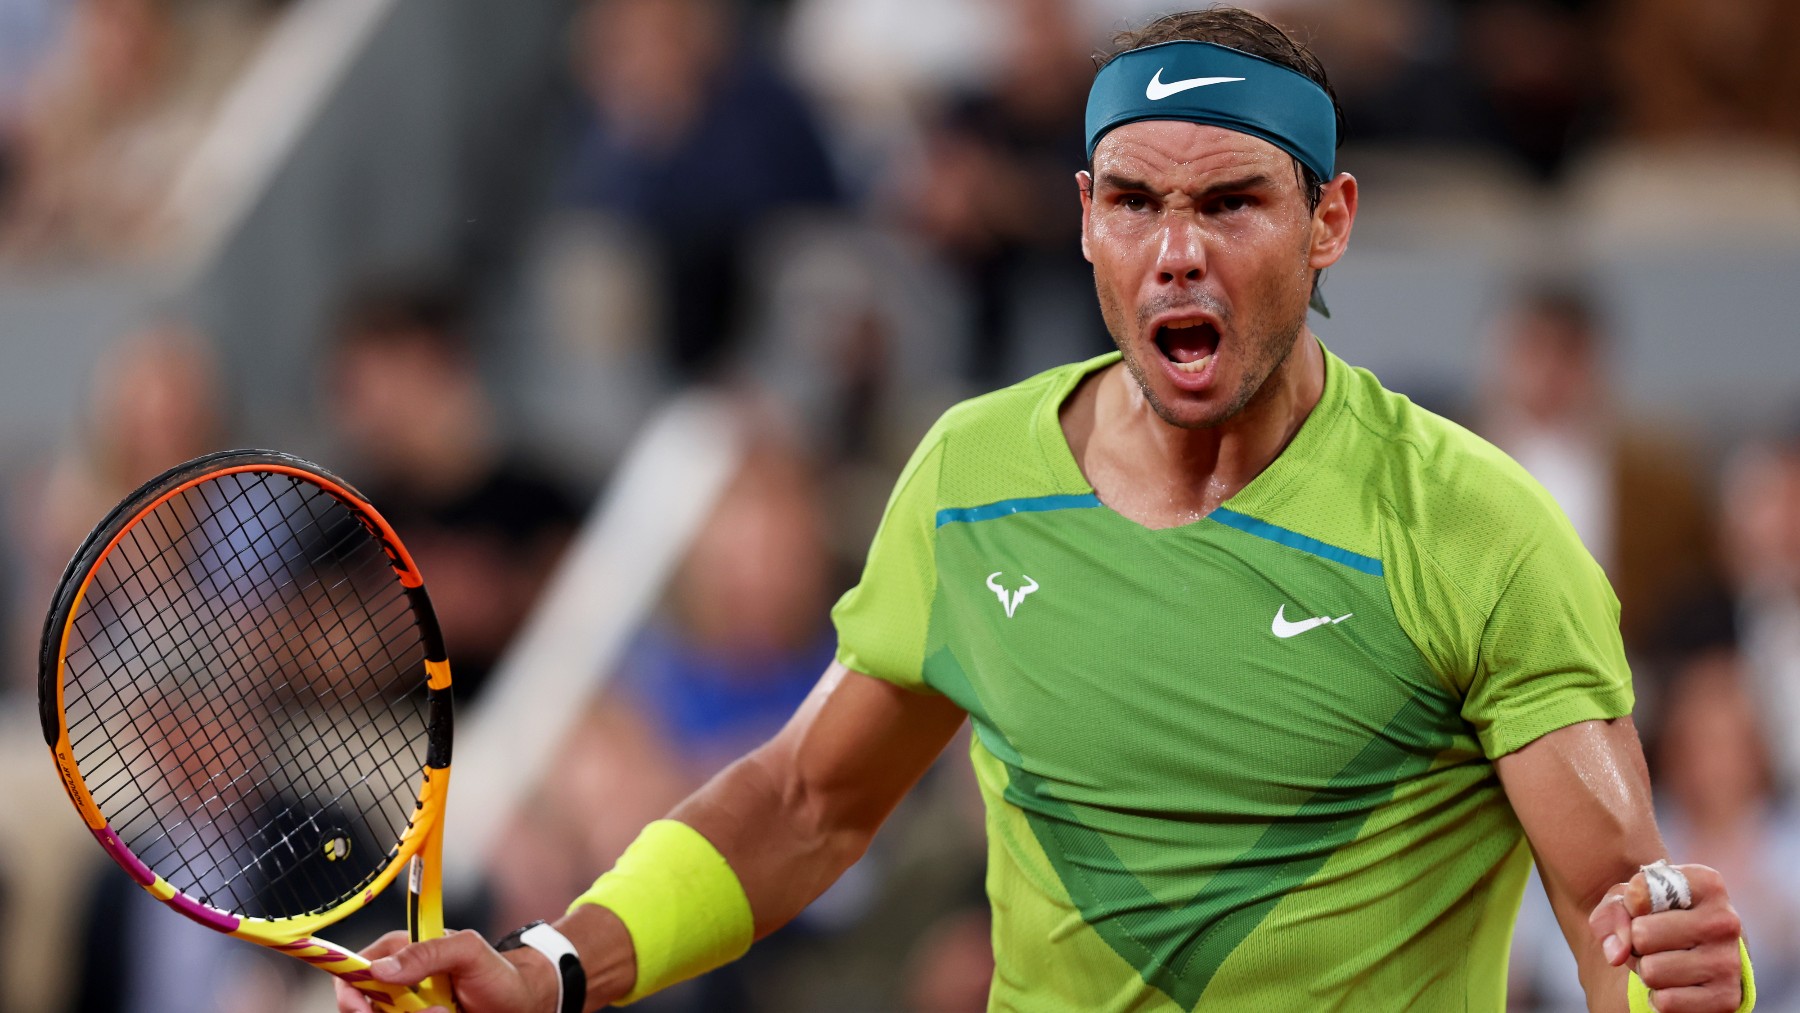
left=1092, top=120, right=1296, bottom=190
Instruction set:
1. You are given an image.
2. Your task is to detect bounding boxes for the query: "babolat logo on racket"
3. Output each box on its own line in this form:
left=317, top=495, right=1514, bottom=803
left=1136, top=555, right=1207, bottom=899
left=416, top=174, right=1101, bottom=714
left=324, top=834, right=353, bottom=862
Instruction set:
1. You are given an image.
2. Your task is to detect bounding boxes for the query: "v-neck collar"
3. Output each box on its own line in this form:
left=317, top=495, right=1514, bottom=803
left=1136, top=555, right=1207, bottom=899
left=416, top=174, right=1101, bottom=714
left=1030, top=341, right=1349, bottom=530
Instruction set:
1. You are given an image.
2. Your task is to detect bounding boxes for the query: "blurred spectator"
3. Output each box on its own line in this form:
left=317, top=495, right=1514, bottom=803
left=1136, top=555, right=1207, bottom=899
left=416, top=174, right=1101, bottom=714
left=69, top=677, right=301, bottom=1013
left=487, top=440, right=834, bottom=912
left=616, top=441, right=837, bottom=782
left=1719, top=430, right=1800, bottom=796
left=0, top=320, right=298, bottom=1013
left=489, top=438, right=943, bottom=1011
left=898, top=0, right=1104, bottom=384
left=72, top=873, right=299, bottom=1013
left=0, top=0, right=69, bottom=200
left=0, top=0, right=276, bottom=260
left=322, top=281, right=585, bottom=704
left=902, top=903, right=993, bottom=1013
left=1259, top=0, right=1477, bottom=147
left=1454, top=0, right=1604, bottom=179
left=1652, top=650, right=1800, bottom=1006
left=1606, top=0, right=1800, bottom=149
left=8, top=321, right=225, bottom=694
left=562, top=0, right=841, bottom=380
left=1507, top=644, right=1800, bottom=1010
left=1260, top=0, right=1605, bottom=178
left=783, top=0, right=1005, bottom=190
left=1476, top=283, right=1715, bottom=657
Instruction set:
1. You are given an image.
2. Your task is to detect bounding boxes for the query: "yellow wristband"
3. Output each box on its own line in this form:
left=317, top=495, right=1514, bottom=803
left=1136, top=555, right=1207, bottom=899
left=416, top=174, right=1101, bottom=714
left=1627, top=937, right=1755, bottom=1012
left=569, top=820, right=753, bottom=1005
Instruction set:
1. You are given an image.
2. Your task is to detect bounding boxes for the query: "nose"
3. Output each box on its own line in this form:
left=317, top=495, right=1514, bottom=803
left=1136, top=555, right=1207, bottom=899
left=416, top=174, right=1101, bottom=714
left=1153, top=216, right=1206, bottom=285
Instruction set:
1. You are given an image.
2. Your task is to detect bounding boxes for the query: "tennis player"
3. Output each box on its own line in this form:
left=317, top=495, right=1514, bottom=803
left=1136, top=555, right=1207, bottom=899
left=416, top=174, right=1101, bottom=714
left=339, top=8, right=1752, bottom=1012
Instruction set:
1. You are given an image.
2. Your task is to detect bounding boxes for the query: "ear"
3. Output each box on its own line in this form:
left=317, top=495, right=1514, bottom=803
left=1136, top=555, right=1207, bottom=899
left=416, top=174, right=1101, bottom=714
left=1308, top=172, right=1358, bottom=271
left=1076, top=170, right=1095, bottom=264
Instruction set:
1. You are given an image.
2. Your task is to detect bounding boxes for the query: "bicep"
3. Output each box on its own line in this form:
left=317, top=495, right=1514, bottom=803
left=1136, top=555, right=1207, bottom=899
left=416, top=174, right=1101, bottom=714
left=1496, top=717, right=1664, bottom=1002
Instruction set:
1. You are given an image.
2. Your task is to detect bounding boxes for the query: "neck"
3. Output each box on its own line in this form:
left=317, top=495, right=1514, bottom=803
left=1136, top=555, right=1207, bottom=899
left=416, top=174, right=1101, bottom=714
left=1068, top=331, right=1326, bottom=528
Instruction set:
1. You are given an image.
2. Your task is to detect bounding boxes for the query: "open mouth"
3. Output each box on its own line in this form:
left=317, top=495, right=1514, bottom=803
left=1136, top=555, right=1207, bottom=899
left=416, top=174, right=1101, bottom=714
left=1154, top=319, right=1220, bottom=374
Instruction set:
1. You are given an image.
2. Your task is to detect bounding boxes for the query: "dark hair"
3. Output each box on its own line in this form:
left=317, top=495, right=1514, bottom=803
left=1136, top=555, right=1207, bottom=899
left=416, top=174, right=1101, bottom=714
left=1517, top=282, right=1600, bottom=336
left=332, top=279, right=472, bottom=360
left=1096, top=8, right=1343, bottom=210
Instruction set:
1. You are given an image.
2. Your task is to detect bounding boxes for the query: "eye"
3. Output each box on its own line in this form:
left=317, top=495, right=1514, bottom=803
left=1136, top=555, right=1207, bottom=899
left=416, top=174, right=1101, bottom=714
left=1118, top=194, right=1151, bottom=213
left=1217, top=194, right=1254, bottom=213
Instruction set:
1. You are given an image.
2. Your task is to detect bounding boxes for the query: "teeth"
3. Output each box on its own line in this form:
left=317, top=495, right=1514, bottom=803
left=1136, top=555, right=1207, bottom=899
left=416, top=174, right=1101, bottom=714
left=1164, top=320, right=1208, bottom=330
left=1174, top=354, right=1213, bottom=374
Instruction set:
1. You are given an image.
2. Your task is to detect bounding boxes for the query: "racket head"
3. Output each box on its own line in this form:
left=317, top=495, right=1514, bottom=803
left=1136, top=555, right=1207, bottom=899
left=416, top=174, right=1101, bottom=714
left=38, top=449, right=453, bottom=947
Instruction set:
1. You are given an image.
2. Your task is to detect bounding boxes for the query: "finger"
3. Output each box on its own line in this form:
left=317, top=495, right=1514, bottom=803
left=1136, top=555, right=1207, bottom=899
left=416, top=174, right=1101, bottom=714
left=1630, top=905, right=1743, bottom=957
left=1621, top=873, right=1654, bottom=918
left=332, top=979, right=376, bottom=1013
left=1637, top=944, right=1741, bottom=991
left=1638, top=983, right=1744, bottom=1013
left=370, top=928, right=495, bottom=985
left=1671, top=864, right=1725, bottom=906
left=1589, top=887, right=1636, bottom=965
left=361, top=930, right=416, bottom=961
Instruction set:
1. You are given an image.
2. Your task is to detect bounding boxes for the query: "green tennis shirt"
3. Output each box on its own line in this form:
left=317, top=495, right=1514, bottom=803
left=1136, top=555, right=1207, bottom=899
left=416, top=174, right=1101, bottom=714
left=831, top=347, right=1634, bottom=1011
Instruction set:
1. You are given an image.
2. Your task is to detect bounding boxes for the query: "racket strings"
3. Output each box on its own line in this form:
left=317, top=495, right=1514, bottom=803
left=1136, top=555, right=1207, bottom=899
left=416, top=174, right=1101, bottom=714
left=70, top=476, right=368, bottom=905
left=78, top=492, right=385, bottom=823
left=125, top=482, right=419, bottom=910
left=60, top=470, right=434, bottom=921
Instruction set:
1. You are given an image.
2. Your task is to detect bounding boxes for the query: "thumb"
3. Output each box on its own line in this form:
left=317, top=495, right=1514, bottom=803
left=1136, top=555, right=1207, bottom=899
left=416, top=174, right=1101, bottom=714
left=1588, top=888, right=1637, bottom=966
left=369, top=929, right=493, bottom=985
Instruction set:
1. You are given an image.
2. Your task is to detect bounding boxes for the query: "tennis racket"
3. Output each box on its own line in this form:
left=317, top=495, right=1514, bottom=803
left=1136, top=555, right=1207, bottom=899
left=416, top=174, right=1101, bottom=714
left=38, top=449, right=456, bottom=1012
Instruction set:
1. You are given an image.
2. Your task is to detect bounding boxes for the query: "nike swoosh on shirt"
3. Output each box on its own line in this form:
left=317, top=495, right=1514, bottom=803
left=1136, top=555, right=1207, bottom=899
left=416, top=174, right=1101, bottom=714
left=1145, top=69, right=1246, bottom=101
left=1271, top=604, right=1352, bottom=639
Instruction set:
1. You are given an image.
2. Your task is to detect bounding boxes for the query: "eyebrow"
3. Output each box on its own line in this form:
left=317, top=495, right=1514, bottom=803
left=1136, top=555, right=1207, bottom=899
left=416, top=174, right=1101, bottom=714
left=1095, top=171, right=1278, bottom=200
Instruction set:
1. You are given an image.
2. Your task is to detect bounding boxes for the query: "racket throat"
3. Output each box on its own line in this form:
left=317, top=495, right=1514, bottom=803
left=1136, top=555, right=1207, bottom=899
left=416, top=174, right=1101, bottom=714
left=407, top=855, right=423, bottom=942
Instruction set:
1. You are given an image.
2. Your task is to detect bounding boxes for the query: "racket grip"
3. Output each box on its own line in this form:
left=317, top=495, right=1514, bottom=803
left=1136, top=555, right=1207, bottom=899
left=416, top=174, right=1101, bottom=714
left=339, top=966, right=456, bottom=1013
left=350, top=979, right=436, bottom=1012
left=285, top=942, right=454, bottom=1012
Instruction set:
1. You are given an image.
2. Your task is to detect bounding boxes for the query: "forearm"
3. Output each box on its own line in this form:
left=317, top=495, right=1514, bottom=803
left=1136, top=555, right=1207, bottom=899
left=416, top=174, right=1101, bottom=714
left=1543, top=828, right=1653, bottom=1010
left=548, top=666, right=964, bottom=1008
left=541, top=747, right=839, bottom=1009
left=1497, top=719, right=1664, bottom=1010
left=1541, top=870, right=1629, bottom=1010
left=546, top=904, right=637, bottom=1010
left=669, top=745, right=879, bottom=939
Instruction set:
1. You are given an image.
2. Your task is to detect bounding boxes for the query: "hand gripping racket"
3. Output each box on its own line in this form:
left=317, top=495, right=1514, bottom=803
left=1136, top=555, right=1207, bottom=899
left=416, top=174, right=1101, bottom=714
left=39, top=450, right=457, bottom=1012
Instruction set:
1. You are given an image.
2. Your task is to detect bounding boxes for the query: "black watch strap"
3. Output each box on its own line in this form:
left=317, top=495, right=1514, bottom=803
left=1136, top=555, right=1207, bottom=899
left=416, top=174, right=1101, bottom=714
left=495, top=920, right=586, bottom=1013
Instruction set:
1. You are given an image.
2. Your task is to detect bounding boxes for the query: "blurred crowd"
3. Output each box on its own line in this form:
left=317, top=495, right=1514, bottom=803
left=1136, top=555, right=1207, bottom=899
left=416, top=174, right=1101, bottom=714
left=0, top=0, right=1797, bottom=1011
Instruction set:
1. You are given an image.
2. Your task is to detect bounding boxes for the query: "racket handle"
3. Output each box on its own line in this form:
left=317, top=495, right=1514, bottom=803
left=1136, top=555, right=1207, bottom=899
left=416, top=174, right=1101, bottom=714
left=335, top=961, right=457, bottom=1012
left=407, top=820, right=455, bottom=1007
left=278, top=940, right=454, bottom=1012
left=350, top=979, right=436, bottom=1012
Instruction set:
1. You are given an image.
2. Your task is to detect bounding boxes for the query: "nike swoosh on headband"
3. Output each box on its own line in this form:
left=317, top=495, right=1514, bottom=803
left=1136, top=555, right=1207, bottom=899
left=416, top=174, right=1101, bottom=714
left=1145, top=68, right=1245, bottom=101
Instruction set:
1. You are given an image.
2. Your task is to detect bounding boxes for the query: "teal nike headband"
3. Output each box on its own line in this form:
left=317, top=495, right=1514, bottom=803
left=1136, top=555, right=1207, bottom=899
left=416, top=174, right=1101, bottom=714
left=1085, top=41, right=1337, bottom=181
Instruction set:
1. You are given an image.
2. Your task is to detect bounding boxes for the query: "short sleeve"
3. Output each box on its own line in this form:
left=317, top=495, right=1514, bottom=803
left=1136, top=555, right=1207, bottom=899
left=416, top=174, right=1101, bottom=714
left=830, top=432, right=946, bottom=694
left=1460, top=524, right=1635, bottom=759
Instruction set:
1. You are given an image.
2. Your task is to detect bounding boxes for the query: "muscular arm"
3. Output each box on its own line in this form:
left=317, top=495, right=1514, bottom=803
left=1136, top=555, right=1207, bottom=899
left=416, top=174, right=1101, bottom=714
left=1495, top=716, right=1664, bottom=1011
left=555, top=662, right=968, bottom=1001
left=673, top=662, right=969, bottom=935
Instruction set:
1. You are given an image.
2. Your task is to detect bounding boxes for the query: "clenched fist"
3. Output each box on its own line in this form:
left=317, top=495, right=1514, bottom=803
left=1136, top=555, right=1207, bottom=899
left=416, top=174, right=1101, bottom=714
left=1587, top=863, right=1747, bottom=1013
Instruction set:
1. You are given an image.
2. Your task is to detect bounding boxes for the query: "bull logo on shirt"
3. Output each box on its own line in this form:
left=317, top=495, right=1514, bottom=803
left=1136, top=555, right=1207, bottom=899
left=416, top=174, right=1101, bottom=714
left=986, top=572, right=1039, bottom=618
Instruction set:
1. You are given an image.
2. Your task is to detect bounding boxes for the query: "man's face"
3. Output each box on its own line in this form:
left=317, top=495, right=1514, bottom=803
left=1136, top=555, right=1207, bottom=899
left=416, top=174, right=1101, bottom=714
left=1079, top=121, right=1327, bottom=430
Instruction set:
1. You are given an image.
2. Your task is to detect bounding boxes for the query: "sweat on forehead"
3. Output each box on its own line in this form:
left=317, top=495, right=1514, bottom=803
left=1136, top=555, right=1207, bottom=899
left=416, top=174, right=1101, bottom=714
left=1085, top=41, right=1336, bottom=182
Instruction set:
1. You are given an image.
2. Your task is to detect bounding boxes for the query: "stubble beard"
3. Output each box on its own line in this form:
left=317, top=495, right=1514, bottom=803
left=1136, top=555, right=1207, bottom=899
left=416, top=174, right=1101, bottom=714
left=1096, top=280, right=1310, bottom=432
